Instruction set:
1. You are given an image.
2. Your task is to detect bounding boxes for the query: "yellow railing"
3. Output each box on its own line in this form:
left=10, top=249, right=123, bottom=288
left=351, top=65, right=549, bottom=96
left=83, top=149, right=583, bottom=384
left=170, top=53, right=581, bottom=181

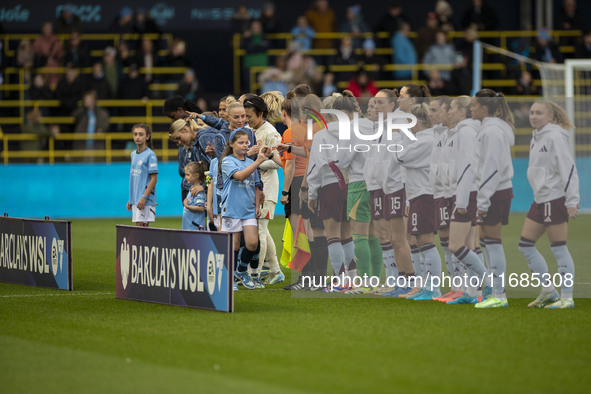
left=0, top=99, right=169, bottom=130
left=234, top=29, right=582, bottom=95
left=1, top=132, right=178, bottom=164
left=1, top=33, right=175, bottom=58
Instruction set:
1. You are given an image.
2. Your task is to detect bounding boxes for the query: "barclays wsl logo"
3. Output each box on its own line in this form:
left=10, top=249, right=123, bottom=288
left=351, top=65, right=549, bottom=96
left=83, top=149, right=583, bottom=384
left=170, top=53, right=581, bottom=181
left=304, top=107, right=417, bottom=153
left=119, top=236, right=225, bottom=295
left=120, top=237, right=130, bottom=289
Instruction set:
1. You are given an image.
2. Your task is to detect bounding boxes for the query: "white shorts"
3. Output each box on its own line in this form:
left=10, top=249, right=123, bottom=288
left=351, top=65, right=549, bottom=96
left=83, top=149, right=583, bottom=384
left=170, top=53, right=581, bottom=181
left=221, top=217, right=257, bottom=233
left=132, top=205, right=156, bottom=223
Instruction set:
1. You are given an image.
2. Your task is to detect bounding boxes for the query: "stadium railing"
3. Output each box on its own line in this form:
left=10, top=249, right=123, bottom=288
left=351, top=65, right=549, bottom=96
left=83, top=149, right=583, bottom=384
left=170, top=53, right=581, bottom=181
left=0, top=130, right=178, bottom=164
left=233, top=29, right=582, bottom=95
left=1, top=33, right=175, bottom=58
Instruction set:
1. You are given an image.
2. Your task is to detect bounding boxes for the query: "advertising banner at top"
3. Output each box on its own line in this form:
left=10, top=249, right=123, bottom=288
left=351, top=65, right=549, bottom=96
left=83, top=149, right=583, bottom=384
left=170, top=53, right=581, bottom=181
left=0, top=216, right=73, bottom=290
left=0, top=1, right=264, bottom=32
left=116, top=225, right=233, bottom=312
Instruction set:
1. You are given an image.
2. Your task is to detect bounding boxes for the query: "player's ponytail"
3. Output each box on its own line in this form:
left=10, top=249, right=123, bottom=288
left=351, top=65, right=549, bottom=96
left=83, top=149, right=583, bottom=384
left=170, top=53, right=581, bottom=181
left=475, top=89, right=515, bottom=131
left=260, top=91, right=284, bottom=123
left=410, top=103, right=432, bottom=129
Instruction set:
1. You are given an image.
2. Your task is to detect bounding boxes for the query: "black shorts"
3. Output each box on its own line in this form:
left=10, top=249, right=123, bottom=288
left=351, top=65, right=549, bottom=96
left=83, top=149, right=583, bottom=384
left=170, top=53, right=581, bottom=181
left=407, top=194, right=437, bottom=235
left=527, top=197, right=568, bottom=226
left=480, top=188, right=513, bottom=226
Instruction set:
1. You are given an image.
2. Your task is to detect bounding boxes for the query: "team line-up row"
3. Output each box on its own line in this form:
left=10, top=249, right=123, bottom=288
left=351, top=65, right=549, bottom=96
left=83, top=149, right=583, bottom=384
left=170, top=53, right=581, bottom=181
left=125, top=83, right=580, bottom=309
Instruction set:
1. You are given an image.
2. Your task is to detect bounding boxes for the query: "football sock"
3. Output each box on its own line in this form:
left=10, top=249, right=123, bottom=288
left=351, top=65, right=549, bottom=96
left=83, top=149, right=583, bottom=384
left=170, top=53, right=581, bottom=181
left=551, top=242, right=575, bottom=299
left=352, top=233, right=370, bottom=276
left=518, top=237, right=554, bottom=291
left=327, top=238, right=345, bottom=277
left=485, top=238, right=506, bottom=299
left=453, top=246, right=491, bottom=287
left=420, top=243, right=442, bottom=292
left=368, top=236, right=383, bottom=279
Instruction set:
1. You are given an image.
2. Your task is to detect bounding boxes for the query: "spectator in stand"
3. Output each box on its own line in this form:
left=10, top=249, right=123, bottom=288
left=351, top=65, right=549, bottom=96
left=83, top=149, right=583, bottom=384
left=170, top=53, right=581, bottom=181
left=112, top=7, right=135, bottom=34
left=166, top=38, right=190, bottom=68
left=416, top=12, right=440, bottom=60
left=435, top=0, right=456, bottom=32
left=339, top=5, right=369, bottom=48
left=260, top=68, right=289, bottom=96
left=32, top=22, right=63, bottom=88
left=556, top=0, right=585, bottom=32
left=72, top=90, right=110, bottom=153
left=16, top=39, right=35, bottom=84
left=119, top=64, right=149, bottom=101
left=17, top=38, right=34, bottom=69
left=231, top=4, right=253, bottom=34
left=426, top=69, right=451, bottom=96
left=321, top=72, right=337, bottom=96
left=118, top=64, right=149, bottom=139
left=28, top=74, right=53, bottom=103
left=291, top=15, right=316, bottom=51
left=305, top=0, right=336, bottom=50
left=374, top=1, right=408, bottom=38
left=462, top=0, right=498, bottom=31
left=333, top=36, right=357, bottom=82
left=21, top=109, right=56, bottom=158
left=133, top=8, right=161, bottom=35
left=512, top=70, right=539, bottom=96
left=422, top=30, right=456, bottom=82
left=357, top=38, right=387, bottom=81
left=86, top=61, right=112, bottom=100
left=391, top=21, right=417, bottom=80
left=118, top=64, right=149, bottom=137
left=55, top=66, right=85, bottom=120
left=54, top=66, right=84, bottom=148
left=242, top=19, right=270, bottom=91
left=103, top=47, right=119, bottom=100
left=175, top=69, right=200, bottom=101
left=260, top=2, right=278, bottom=34
left=136, top=38, right=160, bottom=84
left=196, top=98, right=209, bottom=112
left=450, top=52, right=472, bottom=95
left=574, top=29, right=591, bottom=59
left=456, top=25, right=478, bottom=66
left=117, top=41, right=134, bottom=68
left=557, top=0, right=586, bottom=47
left=285, top=49, right=323, bottom=92
left=55, top=4, right=83, bottom=34
left=64, top=31, right=91, bottom=68
left=346, top=70, right=379, bottom=98
left=532, top=28, right=563, bottom=64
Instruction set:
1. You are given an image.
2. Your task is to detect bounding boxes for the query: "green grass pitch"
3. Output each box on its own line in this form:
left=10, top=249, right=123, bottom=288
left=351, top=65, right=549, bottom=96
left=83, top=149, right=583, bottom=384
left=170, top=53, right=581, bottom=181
left=1, top=214, right=591, bottom=393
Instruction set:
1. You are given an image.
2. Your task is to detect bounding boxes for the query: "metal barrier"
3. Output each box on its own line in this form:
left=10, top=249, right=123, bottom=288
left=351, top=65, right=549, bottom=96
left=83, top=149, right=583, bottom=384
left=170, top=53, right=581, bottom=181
left=233, top=29, right=582, bottom=95
left=1, top=131, right=177, bottom=164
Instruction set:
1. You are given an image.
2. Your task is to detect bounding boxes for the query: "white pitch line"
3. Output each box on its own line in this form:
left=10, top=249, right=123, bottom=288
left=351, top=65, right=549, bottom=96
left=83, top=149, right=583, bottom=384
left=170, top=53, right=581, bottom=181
left=0, top=291, right=112, bottom=298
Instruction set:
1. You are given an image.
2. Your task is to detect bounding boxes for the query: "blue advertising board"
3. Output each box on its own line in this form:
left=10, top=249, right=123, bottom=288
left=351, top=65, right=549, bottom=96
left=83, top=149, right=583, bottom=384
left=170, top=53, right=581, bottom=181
left=116, top=225, right=233, bottom=312
left=0, top=216, right=73, bottom=290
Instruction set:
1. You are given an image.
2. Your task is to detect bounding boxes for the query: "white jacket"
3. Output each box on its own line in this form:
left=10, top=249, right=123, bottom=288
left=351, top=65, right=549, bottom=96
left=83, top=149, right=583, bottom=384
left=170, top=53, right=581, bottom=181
left=476, top=117, right=515, bottom=211
left=396, top=127, right=437, bottom=200
left=446, top=119, right=480, bottom=209
left=255, top=121, right=282, bottom=203
left=429, top=124, right=450, bottom=199
left=307, top=122, right=339, bottom=200
left=335, top=117, right=373, bottom=183
left=527, top=123, right=579, bottom=207
left=363, top=109, right=409, bottom=192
